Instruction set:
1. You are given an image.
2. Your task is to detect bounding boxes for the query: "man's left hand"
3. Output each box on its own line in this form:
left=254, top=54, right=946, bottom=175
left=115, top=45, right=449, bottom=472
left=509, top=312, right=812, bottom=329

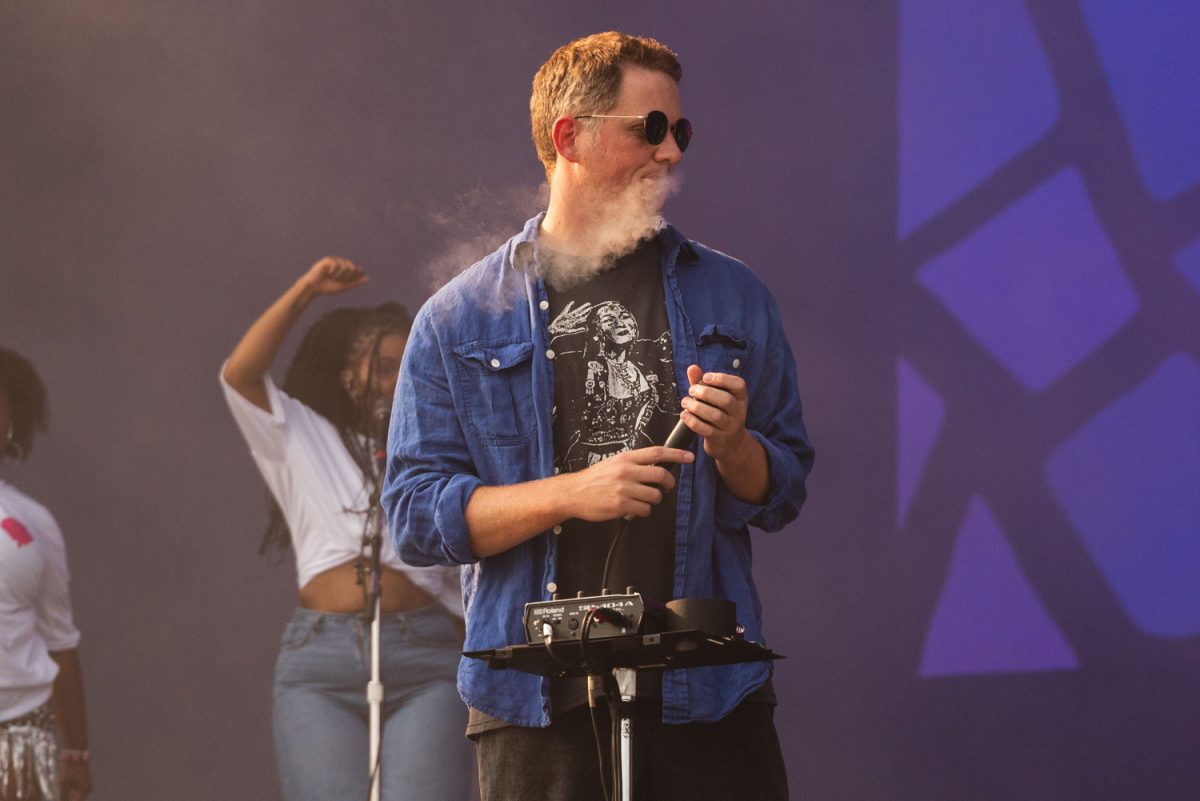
left=680, top=365, right=751, bottom=460
left=680, top=364, right=770, bottom=504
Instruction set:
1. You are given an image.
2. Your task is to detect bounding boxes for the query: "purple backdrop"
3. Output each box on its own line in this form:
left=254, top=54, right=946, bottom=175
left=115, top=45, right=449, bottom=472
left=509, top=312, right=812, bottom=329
left=2, top=2, right=1197, bottom=799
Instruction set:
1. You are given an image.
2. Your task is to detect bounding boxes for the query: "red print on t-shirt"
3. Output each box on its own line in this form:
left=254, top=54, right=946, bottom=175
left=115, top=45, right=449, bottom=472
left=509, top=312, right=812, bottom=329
left=2, top=517, right=34, bottom=547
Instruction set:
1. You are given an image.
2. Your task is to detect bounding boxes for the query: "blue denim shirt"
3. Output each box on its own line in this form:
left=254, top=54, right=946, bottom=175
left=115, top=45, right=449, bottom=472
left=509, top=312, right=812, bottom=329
left=383, top=214, right=814, bottom=727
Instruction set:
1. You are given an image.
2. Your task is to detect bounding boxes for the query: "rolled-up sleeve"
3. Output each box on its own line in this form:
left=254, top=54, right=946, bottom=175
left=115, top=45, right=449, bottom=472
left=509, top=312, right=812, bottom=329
left=714, top=292, right=814, bottom=532
left=383, top=302, right=481, bottom=567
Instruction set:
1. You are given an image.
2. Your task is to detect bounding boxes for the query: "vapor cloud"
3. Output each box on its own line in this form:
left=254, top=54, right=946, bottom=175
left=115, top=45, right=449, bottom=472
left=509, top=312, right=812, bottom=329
left=422, top=183, right=547, bottom=294
left=421, top=170, right=683, bottom=311
left=542, top=171, right=684, bottom=292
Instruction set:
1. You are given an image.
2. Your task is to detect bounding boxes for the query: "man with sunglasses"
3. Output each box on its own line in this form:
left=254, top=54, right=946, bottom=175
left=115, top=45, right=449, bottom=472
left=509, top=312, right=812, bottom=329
left=384, top=31, right=813, bottom=801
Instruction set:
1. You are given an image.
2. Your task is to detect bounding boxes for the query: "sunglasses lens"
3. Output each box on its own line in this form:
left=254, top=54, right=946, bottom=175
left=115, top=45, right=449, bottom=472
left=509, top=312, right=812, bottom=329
left=674, top=118, right=692, bottom=152
left=644, top=110, right=669, bottom=145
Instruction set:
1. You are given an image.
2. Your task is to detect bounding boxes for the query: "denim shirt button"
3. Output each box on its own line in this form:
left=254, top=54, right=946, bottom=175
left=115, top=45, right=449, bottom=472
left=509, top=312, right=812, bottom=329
left=490, top=358, right=501, bottom=368
left=731, top=358, right=741, bottom=369
left=539, top=300, right=549, bottom=311
left=552, top=525, right=563, bottom=535
left=546, top=582, right=558, bottom=593
left=545, top=349, right=556, bottom=360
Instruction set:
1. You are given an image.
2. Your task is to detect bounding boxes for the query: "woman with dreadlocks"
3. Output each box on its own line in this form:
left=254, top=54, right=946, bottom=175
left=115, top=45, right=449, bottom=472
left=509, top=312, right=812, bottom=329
left=221, top=257, right=470, bottom=801
left=0, top=347, right=91, bottom=801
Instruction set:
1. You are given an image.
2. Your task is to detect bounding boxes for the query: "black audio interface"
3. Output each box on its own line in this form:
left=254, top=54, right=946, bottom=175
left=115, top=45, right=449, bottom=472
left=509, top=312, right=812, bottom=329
left=523, top=592, right=645, bottom=644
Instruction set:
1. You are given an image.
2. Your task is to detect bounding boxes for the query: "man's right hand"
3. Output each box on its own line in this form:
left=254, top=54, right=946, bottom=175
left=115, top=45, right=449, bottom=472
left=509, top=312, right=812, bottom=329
left=560, top=446, right=694, bottom=521
left=464, top=446, right=694, bottom=558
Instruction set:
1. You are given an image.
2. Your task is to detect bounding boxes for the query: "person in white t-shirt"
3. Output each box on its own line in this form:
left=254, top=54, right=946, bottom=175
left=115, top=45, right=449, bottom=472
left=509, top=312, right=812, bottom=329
left=221, top=257, right=471, bottom=801
left=0, top=347, right=91, bottom=801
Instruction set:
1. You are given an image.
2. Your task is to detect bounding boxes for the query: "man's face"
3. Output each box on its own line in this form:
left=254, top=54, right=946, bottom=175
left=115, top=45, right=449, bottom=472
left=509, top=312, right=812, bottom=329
left=576, top=66, right=685, bottom=205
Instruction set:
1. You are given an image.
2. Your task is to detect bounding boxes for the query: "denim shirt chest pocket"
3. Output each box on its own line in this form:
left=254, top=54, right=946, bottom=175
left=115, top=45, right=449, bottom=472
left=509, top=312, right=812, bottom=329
left=696, top=324, right=755, bottom=376
left=452, top=339, right=536, bottom=445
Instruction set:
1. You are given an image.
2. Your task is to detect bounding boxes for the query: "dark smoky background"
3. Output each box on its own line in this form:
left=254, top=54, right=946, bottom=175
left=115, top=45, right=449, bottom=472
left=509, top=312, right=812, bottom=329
left=1, top=2, right=896, bottom=799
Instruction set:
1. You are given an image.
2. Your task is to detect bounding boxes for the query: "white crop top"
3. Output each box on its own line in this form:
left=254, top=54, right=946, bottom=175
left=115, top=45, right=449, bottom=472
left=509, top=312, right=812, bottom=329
left=220, top=366, right=462, bottom=617
left=0, top=481, right=81, bottom=721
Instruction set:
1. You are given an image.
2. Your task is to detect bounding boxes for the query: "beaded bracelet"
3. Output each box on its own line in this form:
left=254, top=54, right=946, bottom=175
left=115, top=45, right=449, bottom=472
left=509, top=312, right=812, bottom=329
left=59, top=749, right=90, bottom=764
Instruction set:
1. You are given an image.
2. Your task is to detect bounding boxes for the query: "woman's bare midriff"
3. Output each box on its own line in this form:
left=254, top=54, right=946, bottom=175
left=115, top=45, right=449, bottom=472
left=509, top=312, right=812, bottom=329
left=299, top=561, right=436, bottom=614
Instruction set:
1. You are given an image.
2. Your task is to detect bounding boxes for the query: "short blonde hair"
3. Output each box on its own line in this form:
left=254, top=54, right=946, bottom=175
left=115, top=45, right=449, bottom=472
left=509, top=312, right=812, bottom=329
left=530, top=32, right=682, bottom=178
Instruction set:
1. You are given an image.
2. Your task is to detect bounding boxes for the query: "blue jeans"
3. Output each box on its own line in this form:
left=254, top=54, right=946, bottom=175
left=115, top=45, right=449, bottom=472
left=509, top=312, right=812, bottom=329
left=273, top=605, right=472, bottom=801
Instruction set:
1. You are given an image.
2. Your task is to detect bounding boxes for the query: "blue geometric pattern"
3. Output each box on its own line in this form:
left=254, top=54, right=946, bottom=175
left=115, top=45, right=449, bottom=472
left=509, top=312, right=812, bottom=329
left=1045, top=354, right=1200, bottom=638
left=897, top=0, right=1058, bottom=237
left=1080, top=0, right=1200, bottom=201
left=899, top=1, right=1200, bottom=683
left=1176, top=238, right=1200, bottom=296
left=919, top=496, right=1078, bottom=677
left=917, top=168, right=1139, bottom=393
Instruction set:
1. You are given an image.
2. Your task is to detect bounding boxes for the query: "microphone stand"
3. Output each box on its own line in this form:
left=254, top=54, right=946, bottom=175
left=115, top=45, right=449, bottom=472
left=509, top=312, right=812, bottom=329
left=363, top=409, right=389, bottom=801
left=364, top=504, right=384, bottom=801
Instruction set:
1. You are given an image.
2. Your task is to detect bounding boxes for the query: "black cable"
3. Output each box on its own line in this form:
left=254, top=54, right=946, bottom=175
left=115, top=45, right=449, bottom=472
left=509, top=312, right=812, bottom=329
left=611, top=705, right=620, bottom=801
left=599, top=517, right=630, bottom=593
left=606, top=672, right=622, bottom=800
left=580, top=610, right=614, bottom=800
left=579, top=607, right=599, bottom=670
left=588, top=693, right=612, bottom=801
left=351, top=332, right=389, bottom=623
left=541, top=621, right=582, bottom=673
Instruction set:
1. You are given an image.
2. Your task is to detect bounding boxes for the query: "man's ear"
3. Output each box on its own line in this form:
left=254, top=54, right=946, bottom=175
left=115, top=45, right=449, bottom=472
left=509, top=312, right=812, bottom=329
left=551, top=115, right=585, bottom=165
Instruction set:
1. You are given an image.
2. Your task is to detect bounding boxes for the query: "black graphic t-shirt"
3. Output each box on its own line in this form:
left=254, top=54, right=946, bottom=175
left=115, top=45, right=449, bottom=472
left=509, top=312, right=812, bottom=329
left=545, top=237, right=679, bottom=604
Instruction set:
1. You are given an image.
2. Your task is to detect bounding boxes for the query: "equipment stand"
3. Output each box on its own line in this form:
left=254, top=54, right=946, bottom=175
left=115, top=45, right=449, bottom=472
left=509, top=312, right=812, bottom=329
left=467, top=624, right=780, bottom=801
left=612, top=667, right=638, bottom=801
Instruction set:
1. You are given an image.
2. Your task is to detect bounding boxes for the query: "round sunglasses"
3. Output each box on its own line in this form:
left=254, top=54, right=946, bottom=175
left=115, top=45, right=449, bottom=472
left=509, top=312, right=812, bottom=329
left=574, top=110, right=692, bottom=152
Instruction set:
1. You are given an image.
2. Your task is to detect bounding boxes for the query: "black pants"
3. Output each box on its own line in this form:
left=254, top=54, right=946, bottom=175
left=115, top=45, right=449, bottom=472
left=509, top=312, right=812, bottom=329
left=475, top=699, right=788, bottom=801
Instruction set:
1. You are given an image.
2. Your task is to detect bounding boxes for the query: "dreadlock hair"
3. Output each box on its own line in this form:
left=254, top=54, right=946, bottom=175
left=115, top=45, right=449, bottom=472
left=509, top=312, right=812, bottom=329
left=0, top=347, right=48, bottom=462
left=260, top=302, right=413, bottom=555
